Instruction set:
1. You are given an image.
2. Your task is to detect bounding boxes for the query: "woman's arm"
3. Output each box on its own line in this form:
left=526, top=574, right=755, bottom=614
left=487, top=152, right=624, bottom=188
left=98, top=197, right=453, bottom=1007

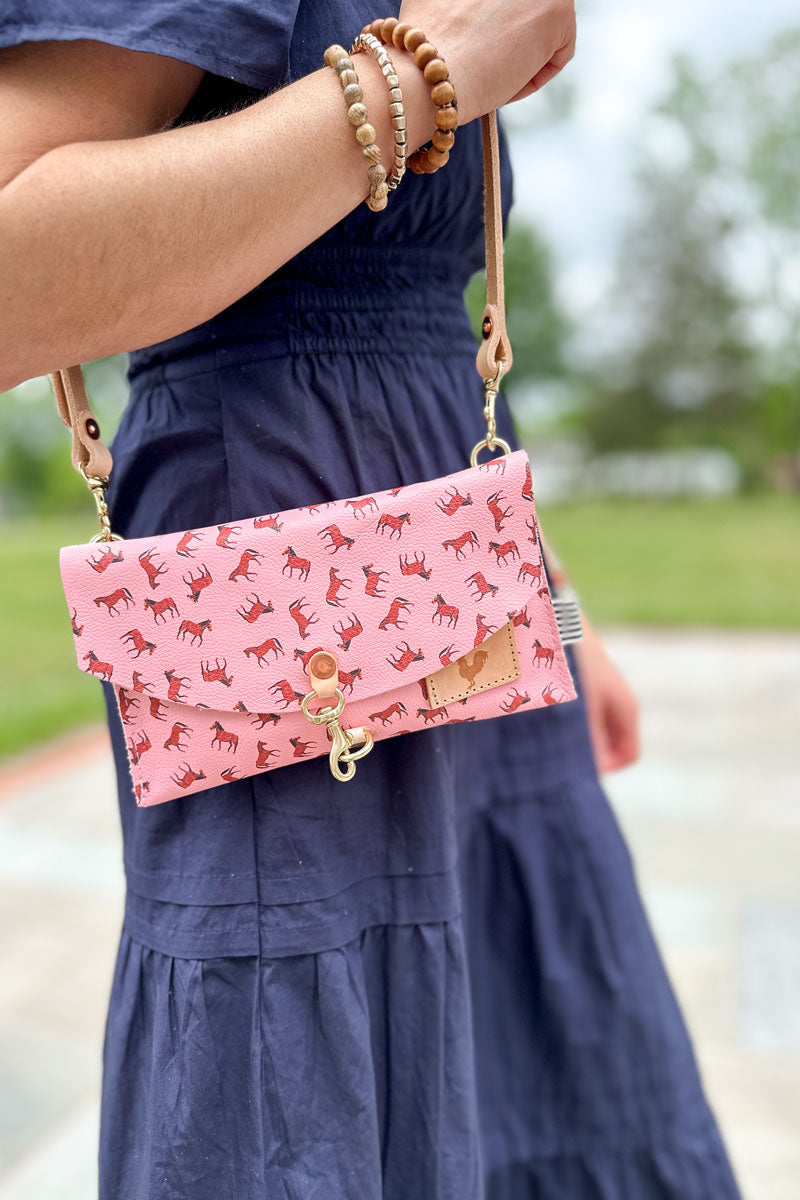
left=0, top=1, right=576, bottom=391
left=0, top=38, right=205, bottom=189
left=0, top=39, right=434, bottom=390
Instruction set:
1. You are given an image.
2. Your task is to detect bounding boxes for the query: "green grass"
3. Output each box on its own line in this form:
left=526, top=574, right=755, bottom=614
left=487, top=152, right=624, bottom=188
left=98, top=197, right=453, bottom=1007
left=0, top=514, right=106, bottom=760
left=0, top=497, right=798, bottom=760
left=539, top=494, right=800, bottom=628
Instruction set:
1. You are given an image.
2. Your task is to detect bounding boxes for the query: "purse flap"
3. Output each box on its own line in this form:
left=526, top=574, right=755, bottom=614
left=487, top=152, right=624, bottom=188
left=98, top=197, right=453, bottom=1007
left=61, top=450, right=556, bottom=713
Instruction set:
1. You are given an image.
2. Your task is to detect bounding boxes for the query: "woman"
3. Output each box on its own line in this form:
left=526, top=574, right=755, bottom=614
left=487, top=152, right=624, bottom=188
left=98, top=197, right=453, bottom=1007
left=0, top=2, right=740, bottom=1196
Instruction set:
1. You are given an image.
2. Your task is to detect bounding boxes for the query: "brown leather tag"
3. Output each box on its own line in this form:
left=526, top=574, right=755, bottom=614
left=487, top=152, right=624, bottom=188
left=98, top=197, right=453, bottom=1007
left=425, top=620, right=521, bottom=707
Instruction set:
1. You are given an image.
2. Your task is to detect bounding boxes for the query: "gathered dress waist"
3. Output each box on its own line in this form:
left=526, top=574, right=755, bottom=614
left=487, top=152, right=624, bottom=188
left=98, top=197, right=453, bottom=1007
left=127, top=243, right=480, bottom=383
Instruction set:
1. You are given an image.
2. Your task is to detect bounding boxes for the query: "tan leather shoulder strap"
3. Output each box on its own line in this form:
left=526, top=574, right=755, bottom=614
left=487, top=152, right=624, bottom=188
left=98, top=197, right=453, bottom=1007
left=475, top=111, right=513, bottom=383
left=51, top=364, right=113, bottom=478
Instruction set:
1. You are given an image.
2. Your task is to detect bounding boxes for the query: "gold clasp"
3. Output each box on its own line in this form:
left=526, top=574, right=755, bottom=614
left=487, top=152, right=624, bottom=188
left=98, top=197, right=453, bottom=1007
left=300, top=687, right=374, bottom=781
left=78, top=465, right=123, bottom=543
left=469, top=361, right=512, bottom=467
left=300, top=651, right=374, bottom=781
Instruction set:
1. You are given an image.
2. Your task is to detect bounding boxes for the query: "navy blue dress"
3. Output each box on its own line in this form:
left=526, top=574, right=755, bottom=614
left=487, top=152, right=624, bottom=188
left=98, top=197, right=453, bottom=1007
left=3, top=3, right=741, bottom=1196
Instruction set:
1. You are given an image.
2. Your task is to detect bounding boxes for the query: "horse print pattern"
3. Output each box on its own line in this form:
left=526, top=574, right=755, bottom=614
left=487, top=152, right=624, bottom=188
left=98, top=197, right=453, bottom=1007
left=60, top=450, right=576, bottom=806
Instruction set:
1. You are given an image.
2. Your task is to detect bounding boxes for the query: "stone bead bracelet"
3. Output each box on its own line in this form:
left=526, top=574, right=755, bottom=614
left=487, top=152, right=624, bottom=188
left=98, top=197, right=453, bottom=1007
left=360, top=17, right=457, bottom=176
left=350, top=32, right=407, bottom=192
left=323, top=43, right=390, bottom=211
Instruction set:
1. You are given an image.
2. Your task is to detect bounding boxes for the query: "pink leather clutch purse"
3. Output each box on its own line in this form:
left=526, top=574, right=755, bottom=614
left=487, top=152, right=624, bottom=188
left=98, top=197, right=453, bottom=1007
left=59, top=447, right=577, bottom=804
left=52, top=113, right=582, bottom=806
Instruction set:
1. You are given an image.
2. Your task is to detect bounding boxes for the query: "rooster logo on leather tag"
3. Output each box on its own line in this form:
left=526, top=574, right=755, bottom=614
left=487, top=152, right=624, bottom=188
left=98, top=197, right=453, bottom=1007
left=424, top=620, right=521, bottom=707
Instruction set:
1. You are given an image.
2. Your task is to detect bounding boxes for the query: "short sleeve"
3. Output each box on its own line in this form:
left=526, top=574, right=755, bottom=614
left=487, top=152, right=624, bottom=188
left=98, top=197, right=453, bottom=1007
left=0, top=0, right=302, bottom=90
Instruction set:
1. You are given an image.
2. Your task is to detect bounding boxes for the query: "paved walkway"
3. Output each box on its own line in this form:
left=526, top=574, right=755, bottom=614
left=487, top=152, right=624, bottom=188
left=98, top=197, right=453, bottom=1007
left=0, top=629, right=798, bottom=1199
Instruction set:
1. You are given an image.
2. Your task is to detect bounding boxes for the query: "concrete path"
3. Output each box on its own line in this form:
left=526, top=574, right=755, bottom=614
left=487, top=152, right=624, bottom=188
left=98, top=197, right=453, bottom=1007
left=0, top=629, right=798, bottom=1199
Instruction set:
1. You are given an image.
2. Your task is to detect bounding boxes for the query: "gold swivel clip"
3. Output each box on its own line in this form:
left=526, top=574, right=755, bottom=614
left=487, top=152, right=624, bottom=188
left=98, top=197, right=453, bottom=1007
left=469, top=360, right=512, bottom=468
left=78, top=466, right=123, bottom=543
left=300, top=651, right=374, bottom=782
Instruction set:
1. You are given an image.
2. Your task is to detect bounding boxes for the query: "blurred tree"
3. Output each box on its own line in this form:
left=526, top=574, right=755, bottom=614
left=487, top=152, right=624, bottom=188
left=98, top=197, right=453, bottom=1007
left=582, top=162, right=761, bottom=476
left=659, top=33, right=800, bottom=232
left=583, top=29, right=800, bottom=489
left=661, top=32, right=800, bottom=487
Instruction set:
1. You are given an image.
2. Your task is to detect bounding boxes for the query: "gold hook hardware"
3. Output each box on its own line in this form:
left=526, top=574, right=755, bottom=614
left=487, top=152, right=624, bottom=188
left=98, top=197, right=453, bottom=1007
left=469, top=360, right=512, bottom=467
left=78, top=466, right=123, bottom=543
left=300, top=686, right=374, bottom=782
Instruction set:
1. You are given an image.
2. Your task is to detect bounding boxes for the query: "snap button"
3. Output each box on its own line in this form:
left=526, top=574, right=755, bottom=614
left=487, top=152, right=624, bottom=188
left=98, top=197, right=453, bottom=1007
left=311, top=652, right=337, bottom=679
left=308, top=650, right=339, bottom=698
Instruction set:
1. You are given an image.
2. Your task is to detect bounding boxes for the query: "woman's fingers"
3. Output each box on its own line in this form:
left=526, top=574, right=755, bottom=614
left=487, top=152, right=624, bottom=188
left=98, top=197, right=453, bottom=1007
left=575, top=625, right=641, bottom=775
left=600, top=685, right=641, bottom=773
left=509, top=38, right=577, bottom=103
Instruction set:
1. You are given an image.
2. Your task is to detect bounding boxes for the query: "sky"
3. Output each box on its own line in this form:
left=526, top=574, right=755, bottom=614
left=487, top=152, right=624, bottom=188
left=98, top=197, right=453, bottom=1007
left=504, top=0, right=799, bottom=322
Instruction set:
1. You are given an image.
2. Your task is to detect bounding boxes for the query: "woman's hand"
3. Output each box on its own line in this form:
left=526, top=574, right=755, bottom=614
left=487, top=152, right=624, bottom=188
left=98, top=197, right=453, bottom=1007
left=398, top=0, right=577, bottom=125
left=574, top=623, right=641, bottom=775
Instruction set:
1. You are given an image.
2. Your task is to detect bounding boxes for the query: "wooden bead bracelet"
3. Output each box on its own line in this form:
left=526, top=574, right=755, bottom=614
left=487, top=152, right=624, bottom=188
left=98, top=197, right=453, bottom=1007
left=323, top=43, right=390, bottom=211
left=359, top=17, right=457, bottom=175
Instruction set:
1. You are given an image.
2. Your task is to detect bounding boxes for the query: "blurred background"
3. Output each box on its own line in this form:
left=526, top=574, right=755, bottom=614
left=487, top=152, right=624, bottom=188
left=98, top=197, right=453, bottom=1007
left=1, top=0, right=799, bottom=1196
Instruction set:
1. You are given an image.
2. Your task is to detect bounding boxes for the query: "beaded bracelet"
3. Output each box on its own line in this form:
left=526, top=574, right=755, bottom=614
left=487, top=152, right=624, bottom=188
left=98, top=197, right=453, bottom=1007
left=323, top=43, right=390, bottom=211
left=350, top=32, right=407, bottom=191
left=360, top=17, right=457, bottom=176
